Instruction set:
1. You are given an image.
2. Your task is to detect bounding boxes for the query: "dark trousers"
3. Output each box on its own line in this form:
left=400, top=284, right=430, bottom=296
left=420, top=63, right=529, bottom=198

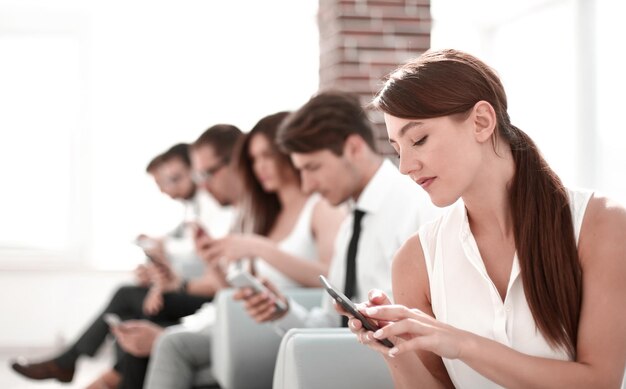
left=118, top=354, right=150, bottom=389
left=113, top=290, right=214, bottom=389
left=70, top=285, right=212, bottom=364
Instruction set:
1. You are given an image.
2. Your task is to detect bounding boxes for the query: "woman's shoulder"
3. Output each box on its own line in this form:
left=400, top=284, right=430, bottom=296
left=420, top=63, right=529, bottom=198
left=581, top=193, right=626, bottom=233
left=578, top=192, right=626, bottom=267
left=394, top=233, right=424, bottom=269
left=310, top=195, right=347, bottom=226
left=392, top=232, right=432, bottom=306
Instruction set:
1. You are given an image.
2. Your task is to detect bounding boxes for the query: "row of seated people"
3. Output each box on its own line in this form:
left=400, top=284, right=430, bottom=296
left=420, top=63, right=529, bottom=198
left=11, top=48, right=626, bottom=388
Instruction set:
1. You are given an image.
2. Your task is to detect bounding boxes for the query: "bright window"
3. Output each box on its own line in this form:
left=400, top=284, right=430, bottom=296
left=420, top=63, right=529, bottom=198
left=0, top=0, right=320, bottom=269
left=431, top=0, right=626, bottom=205
left=0, top=30, right=82, bottom=262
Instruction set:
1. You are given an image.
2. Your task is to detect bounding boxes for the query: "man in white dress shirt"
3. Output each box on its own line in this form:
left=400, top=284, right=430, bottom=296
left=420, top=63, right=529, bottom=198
left=9, top=141, right=236, bottom=387
left=237, top=90, right=439, bottom=332
left=141, top=143, right=231, bottom=279
left=112, top=125, right=244, bottom=389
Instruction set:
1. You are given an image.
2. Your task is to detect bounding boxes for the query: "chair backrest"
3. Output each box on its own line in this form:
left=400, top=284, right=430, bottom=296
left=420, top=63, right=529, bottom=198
left=211, top=288, right=323, bottom=389
left=273, top=328, right=393, bottom=389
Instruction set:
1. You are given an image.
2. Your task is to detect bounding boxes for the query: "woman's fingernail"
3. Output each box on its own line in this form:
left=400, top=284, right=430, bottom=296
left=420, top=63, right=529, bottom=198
left=388, top=347, right=398, bottom=358
left=373, top=329, right=383, bottom=338
left=365, top=307, right=378, bottom=315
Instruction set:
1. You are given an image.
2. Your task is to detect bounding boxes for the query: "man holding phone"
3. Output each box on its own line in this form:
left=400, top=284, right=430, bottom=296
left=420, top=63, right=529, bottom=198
left=235, top=91, right=439, bottom=336
left=113, top=124, right=246, bottom=389
left=10, top=143, right=226, bottom=387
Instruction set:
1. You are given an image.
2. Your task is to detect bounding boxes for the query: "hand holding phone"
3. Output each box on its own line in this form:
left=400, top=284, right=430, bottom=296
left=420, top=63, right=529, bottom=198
left=189, top=222, right=210, bottom=239
left=134, top=237, right=157, bottom=251
left=195, top=225, right=205, bottom=238
left=133, top=237, right=165, bottom=264
left=319, top=275, right=393, bottom=348
left=227, top=270, right=287, bottom=312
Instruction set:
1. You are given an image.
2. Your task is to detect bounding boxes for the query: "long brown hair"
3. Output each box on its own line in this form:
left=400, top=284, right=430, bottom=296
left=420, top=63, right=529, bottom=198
left=235, top=111, right=297, bottom=236
left=373, top=49, right=581, bottom=357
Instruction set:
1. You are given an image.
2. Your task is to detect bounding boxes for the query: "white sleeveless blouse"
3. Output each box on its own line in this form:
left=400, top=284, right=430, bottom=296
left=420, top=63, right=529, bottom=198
left=255, top=194, right=320, bottom=289
left=419, top=188, right=593, bottom=388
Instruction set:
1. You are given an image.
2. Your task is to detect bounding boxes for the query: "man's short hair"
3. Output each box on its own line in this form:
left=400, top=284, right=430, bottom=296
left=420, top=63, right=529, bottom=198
left=145, top=154, right=164, bottom=174
left=192, top=124, right=244, bottom=162
left=161, top=143, right=191, bottom=167
left=276, top=90, right=376, bottom=156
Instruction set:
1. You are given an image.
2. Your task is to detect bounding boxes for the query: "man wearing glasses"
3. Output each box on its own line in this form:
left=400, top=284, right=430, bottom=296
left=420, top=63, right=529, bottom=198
left=10, top=139, right=236, bottom=388
left=190, top=124, right=243, bottom=208
left=111, top=124, right=245, bottom=389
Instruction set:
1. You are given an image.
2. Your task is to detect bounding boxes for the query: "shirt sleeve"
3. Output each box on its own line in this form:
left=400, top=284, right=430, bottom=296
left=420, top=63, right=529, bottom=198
left=162, top=235, right=197, bottom=262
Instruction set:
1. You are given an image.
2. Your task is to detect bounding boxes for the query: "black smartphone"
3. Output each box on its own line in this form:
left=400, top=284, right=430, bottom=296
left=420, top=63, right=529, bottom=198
left=319, top=275, right=393, bottom=348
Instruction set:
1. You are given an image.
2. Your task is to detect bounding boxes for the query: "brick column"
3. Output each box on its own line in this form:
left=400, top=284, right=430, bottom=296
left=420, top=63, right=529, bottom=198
left=318, top=0, right=431, bottom=154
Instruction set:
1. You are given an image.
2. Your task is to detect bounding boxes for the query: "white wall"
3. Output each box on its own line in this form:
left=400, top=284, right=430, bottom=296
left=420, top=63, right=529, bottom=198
left=0, top=0, right=320, bottom=270
left=0, top=0, right=319, bottom=348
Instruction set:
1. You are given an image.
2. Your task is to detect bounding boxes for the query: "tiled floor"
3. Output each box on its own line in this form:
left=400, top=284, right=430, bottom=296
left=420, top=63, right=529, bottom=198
left=0, top=345, right=114, bottom=389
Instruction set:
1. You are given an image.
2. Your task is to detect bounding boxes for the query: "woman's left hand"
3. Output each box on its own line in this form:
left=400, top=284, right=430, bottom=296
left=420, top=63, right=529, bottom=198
left=363, top=304, right=470, bottom=359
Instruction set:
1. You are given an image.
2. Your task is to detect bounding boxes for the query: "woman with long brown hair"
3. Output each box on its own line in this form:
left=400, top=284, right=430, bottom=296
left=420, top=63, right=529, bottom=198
left=138, top=111, right=345, bottom=389
left=343, top=49, right=626, bottom=388
left=203, top=111, right=346, bottom=287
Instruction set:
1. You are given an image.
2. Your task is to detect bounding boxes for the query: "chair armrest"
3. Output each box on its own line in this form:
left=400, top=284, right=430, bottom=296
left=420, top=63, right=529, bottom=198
left=211, top=288, right=323, bottom=389
left=273, top=328, right=393, bottom=389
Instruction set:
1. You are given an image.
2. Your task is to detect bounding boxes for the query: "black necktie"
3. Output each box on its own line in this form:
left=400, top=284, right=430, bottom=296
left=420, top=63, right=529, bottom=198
left=342, top=209, right=365, bottom=327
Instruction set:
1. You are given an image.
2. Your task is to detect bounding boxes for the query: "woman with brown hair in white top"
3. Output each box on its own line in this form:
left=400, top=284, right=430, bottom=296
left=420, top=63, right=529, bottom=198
left=342, top=49, right=626, bottom=388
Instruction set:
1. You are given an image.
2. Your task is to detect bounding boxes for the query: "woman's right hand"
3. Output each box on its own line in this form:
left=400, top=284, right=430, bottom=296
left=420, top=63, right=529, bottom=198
left=194, top=230, right=214, bottom=264
left=335, top=289, right=400, bottom=355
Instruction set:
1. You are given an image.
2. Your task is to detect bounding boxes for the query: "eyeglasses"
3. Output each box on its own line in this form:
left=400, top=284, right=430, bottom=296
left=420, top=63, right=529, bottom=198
left=192, top=160, right=228, bottom=184
left=162, top=173, right=184, bottom=187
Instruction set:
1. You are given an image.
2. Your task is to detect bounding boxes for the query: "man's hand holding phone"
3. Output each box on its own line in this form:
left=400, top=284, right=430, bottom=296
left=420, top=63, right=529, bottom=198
left=142, top=286, right=164, bottom=316
left=193, top=224, right=215, bottom=264
left=149, top=260, right=181, bottom=292
left=134, top=235, right=166, bottom=264
left=229, top=270, right=289, bottom=323
left=134, top=264, right=151, bottom=287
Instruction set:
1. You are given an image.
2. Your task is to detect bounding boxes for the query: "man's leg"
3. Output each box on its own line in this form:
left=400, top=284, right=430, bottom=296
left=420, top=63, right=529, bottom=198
left=117, top=353, right=150, bottom=389
left=11, top=284, right=149, bottom=383
left=65, top=285, right=150, bottom=361
left=144, top=324, right=214, bottom=389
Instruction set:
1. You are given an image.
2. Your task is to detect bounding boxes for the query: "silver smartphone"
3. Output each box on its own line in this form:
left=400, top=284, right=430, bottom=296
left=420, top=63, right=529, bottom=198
left=319, top=275, right=393, bottom=348
left=134, top=237, right=157, bottom=251
left=104, top=313, right=121, bottom=327
left=227, top=269, right=287, bottom=312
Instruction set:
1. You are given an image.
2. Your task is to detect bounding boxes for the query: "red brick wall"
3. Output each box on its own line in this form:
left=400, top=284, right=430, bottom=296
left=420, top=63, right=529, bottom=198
left=318, top=0, right=431, bottom=154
